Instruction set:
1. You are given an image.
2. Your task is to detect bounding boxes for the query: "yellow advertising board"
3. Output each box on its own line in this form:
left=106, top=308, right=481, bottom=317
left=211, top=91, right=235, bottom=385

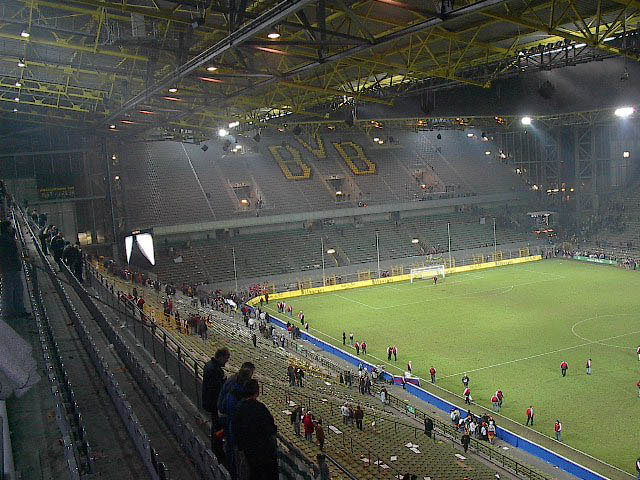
left=247, top=255, right=542, bottom=305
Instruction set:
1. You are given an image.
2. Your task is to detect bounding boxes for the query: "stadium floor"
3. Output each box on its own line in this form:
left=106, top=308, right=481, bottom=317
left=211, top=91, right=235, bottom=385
left=268, top=259, right=640, bottom=475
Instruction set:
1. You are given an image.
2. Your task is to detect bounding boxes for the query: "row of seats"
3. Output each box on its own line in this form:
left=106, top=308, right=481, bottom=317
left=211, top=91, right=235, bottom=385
left=102, top=271, right=522, bottom=480
left=150, top=213, right=532, bottom=285
left=119, top=130, right=525, bottom=230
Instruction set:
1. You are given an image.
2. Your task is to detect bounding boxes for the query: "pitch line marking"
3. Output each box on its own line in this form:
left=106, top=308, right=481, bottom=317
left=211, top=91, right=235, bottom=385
left=442, top=323, right=640, bottom=379
left=571, top=314, right=637, bottom=350
left=376, top=276, right=563, bottom=310
left=331, top=293, right=377, bottom=309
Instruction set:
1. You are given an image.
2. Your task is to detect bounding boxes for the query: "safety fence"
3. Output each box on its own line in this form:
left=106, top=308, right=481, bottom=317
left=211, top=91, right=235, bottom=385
left=83, top=264, right=336, bottom=480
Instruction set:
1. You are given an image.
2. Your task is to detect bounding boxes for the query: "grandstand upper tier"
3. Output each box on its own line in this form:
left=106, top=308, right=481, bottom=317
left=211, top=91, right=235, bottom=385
left=120, top=129, right=524, bottom=231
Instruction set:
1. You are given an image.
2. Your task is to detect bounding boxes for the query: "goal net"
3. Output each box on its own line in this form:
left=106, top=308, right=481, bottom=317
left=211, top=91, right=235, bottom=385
left=410, top=265, right=446, bottom=283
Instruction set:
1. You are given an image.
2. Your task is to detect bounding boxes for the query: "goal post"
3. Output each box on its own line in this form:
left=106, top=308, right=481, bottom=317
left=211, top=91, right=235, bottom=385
left=410, top=265, right=446, bottom=283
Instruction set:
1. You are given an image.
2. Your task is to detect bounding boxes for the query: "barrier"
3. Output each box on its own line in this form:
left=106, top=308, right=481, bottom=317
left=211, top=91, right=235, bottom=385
left=573, top=256, right=617, bottom=266
left=248, top=255, right=542, bottom=305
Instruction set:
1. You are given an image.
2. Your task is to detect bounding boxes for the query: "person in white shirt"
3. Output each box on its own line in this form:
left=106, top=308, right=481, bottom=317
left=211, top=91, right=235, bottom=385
left=341, top=403, right=350, bottom=425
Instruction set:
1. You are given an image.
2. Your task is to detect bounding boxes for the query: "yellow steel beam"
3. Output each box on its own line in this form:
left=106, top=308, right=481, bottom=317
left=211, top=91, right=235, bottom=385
left=0, top=32, right=148, bottom=61
left=278, top=80, right=394, bottom=105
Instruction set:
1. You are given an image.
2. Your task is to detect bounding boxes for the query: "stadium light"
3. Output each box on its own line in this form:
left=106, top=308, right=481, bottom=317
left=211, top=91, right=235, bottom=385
left=15, top=82, right=21, bottom=87
left=466, top=133, right=474, bottom=138
left=206, top=66, right=217, bottom=72
left=411, top=238, right=419, bottom=244
left=218, top=128, right=228, bottom=137
left=18, top=59, right=26, bottom=67
left=326, top=248, right=336, bottom=254
left=623, top=151, right=630, bottom=158
left=373, top=137, right=380, bottom=142
left=267, top=30, right=281, bottom=39
left=21, top=31, right=30, bottom=38
left=14, top=97, right=19, bottom=102
left=168, top=87, right=178, bottom=93
left=614, top=106, right=634, bottom=118
left=13, top=108, right=18, bottom=112
left=111, top=154, right=117, bottom=160
left=485, top=151, right=491, bottom=155
left=109, top=124, right=116, bottom=129
left=114, top=175, right=120, bottom=181
left=335, top=191, right=343, bottom=196
left=229, top=121, right=240, bottom=128
left=521, top=116, right=532, bottom=125
left=378, top=140, right=384, bottom=144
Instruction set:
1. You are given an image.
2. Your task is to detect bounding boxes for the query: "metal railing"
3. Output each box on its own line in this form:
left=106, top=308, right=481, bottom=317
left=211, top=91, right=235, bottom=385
left=85, top=265, right=329, bottom=480
left=89, top=257, right=553, bottom=480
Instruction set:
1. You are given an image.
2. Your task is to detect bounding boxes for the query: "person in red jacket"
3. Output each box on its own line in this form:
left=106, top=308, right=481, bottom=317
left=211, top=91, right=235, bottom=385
left=496, top=389, right=504, bottom=407
left=354, top=342, right=360, bottom=355
left=554, top=420, right=562, bottom=442
left=526, top=406, right=534, bottom=426
left=303, top=411, right=315, bottom=442
left=560, top=361, right=568, bottom=377
left=463, top=387, right=471, bottom=405
left=361, top=341, right=367, bottom=355
left=429, top=366, right=436, bottom=383
left=491, top=394, right=500, bottom=412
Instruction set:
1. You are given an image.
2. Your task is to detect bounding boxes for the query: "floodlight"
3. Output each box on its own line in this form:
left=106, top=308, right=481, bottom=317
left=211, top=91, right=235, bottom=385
left=485, top=151, right=491, bottom=155
left=335, top=191, right=343, bottom=195
left=18, top=59, right=26, bottom=67
left=326, top=249, right=336, bottom=254
left=466, top=133, right=474, bottom=138
left=228, top=121, right=240, bottom=128
left=13, top=108, right=18, bottom=112
left=373, top=137, right=379, bottom=142
left=207, top=66, right=217, bottom=72
left=218, top=128, right=228, bottom=137
left=114, top=175, right=120, bottom=181
left=14, top=97, right=19, bottom=102
left=614, top=106, right=634, bottom=118
left=623, top=151, right=630, bottom=158
left=21, top=31, right=30, bottom=38
left=109, top=124, right=116, bottom=129
left=15, top=82, right=21, bottom=87
left=411, top=238, right=419, bottom=244
left=168, top=87, right=178, bottom=93
left=267, top=31, right=281, bottom=39
left=112, top=154, right=117, bottom=160
left=521, top=116, right=532, bottom=125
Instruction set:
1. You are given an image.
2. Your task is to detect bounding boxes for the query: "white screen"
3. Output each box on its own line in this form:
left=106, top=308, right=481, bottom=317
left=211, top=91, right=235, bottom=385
left=135, top=233, right=155, bottom=266
left=125, top=235, right=133, bottom=264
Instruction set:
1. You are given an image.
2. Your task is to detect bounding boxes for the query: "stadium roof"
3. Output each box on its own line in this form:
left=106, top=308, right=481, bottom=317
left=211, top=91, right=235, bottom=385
left=1, top=0, right=639, bottom=137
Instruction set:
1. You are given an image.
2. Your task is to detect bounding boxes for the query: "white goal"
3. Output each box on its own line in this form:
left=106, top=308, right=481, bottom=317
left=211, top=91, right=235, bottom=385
left=410, top=265, right=446, bottom=283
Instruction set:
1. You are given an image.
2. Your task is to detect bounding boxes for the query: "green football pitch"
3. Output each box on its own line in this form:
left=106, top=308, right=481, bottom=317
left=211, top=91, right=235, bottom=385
left=265, top=259, right=640, bottom=474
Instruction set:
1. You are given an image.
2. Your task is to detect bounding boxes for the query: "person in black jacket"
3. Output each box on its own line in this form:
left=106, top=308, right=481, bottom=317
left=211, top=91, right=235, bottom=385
left=202, top=347, right=230, bottom=462
left=50, top=232, right=66, bottom=268
left=232, top=379, right=278, bottom=480
left=0, top=221, right=28, bottom=319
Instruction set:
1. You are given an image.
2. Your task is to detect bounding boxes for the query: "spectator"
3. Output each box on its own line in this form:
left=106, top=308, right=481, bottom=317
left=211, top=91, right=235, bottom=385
left=290, top=406, right=302, bottom=437
left=313, top=454, right=330, bottom=480
left=0, top=220, right=28, bottom=319
left=355, top=405, right=364, bottom=430
left=424, top=417, right=433, bottom=438
left=202, top=347, right=230, bottom=461
left=554, top=420, right=562, bottom=442
left=341, top=403, right=350, bottom=425
left=314, top=420, right=325, bottom=450
left=303, top=411, right=315, bottom=441
left=199, top=316, right=208, bottom=340
left=461, top=431, right=470, bottom=453
left=219, top=365, right=255, bottom=479
left=232, top=379, right=278, bottom=480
